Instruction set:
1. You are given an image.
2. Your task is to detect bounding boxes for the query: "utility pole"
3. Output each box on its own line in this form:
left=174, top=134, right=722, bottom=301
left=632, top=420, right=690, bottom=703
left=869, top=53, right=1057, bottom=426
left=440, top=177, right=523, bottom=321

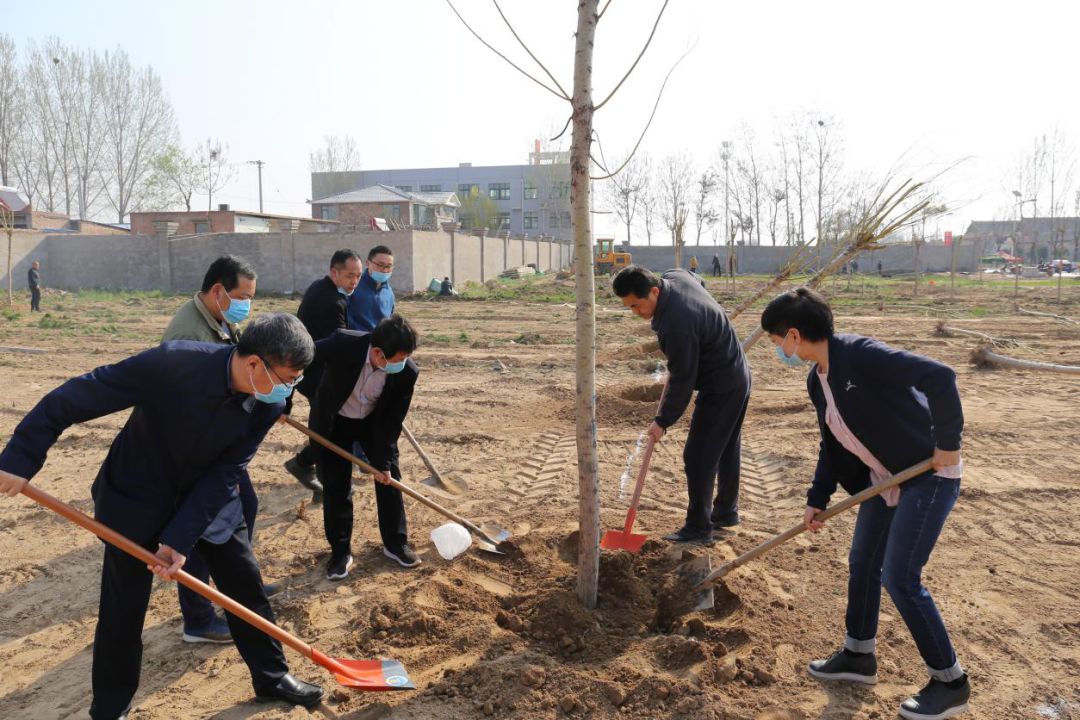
left=248, top=160, right=265, bottom=213
left=207, top=139, right=219, bottom=212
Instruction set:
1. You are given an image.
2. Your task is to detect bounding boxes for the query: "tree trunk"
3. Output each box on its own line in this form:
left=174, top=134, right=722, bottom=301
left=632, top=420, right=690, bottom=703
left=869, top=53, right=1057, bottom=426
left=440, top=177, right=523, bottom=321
left=571, top=0, right=600, bottom=610
left=5, top=227, right=11, bottom=307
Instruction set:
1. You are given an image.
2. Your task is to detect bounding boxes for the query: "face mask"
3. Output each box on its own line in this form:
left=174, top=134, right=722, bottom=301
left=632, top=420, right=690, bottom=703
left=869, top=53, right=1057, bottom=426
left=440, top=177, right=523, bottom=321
left=384, top=358, right=408, bottom=375
left=249, top=364, right=293, bottom=403
left=336, top=286, right=353, bottom=298
left=219, top=292, right=251, bottom=324
left=370, top=270, right=392, bottom=284
left=775, top=334, right=808, bottom=367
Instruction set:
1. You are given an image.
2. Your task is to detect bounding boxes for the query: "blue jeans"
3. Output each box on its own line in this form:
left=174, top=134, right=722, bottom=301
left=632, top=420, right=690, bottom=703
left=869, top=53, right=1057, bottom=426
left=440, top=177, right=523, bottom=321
left=844, top=474, right=963, bottom=681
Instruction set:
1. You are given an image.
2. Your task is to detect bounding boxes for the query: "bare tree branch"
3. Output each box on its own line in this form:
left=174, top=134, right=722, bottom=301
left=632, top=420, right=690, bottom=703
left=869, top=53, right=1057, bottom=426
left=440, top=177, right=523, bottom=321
left=593, top=0, right=669, bottom=112
left=492, top=0, right=570, bottom=100
left=550, top=113, right=573, bottom=143
left=590, top=42, right=692, bottom=181
left=598, top=0, right=614, bottom=20
left=446, top=0, right=570, bottom=101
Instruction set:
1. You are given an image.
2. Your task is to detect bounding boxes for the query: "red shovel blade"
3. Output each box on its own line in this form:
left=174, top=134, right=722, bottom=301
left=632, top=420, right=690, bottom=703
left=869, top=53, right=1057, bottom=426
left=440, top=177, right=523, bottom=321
left=312, top=651, right=415, bottom=691
left=600, top=529, right=648, bottom=553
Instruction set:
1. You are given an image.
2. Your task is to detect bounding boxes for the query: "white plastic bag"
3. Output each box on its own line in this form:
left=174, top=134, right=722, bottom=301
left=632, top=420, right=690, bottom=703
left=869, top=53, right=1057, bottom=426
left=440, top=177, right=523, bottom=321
left=430, top=522, right=472, bottom=560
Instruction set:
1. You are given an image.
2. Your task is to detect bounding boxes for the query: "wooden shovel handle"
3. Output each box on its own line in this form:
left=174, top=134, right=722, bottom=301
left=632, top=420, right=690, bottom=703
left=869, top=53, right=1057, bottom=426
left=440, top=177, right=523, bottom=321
left=282, top=417, right=496, bottom=545
left=17, top=481, right=315, bottom=660
left=400, top=423, right=451, bottom=488
left=696, top=458, right=934, bottom=590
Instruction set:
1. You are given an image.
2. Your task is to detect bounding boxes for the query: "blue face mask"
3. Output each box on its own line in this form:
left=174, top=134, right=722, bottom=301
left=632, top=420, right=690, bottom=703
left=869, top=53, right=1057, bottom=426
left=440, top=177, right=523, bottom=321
left=382, top=358, right=407, bottom=374
left=775, top=334, right=808, bottom=367
left=370, top=270, right=392, bottom=284
left=221, top=295, right=251, bottom=324
left=250, top=363, right=294, bottom=404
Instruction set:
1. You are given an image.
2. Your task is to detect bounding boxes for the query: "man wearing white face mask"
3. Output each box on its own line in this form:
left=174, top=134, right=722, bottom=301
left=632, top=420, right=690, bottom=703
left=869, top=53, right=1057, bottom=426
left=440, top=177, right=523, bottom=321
left=310, top=315, right=420, bottom=579
left=164, top=255, right=257, bottom=344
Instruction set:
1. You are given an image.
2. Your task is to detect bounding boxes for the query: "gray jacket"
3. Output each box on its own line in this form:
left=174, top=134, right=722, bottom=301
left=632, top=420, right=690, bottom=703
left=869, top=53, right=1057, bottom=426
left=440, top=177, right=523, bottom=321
left=650, top=269, right=749, bottom=427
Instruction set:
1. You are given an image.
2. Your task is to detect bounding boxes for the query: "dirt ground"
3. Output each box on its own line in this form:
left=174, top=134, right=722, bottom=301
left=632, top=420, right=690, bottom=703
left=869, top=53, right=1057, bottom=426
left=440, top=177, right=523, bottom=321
left=0, top=274, right=1078, bottom=720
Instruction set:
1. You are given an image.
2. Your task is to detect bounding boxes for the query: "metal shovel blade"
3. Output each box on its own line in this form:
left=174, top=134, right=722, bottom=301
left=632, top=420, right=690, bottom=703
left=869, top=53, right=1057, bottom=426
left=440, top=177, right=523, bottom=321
left=600, top=529, right=648, bottom=553
left=475, top=525, right=512, bottom=554
left=677, top=554, right=715, bottom=612
left=328, top=658, right=415, bottom=691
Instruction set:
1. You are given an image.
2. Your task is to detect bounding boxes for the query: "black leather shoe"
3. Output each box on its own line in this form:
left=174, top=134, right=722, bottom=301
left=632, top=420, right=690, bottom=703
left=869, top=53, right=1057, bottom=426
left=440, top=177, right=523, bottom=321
left=255, top=674, right=325, bottom=708
left=284, top=457, right=323, bottom=492
left=263, top=581, right=284, bottom=597
left=662, top=526, right=715, bottom=546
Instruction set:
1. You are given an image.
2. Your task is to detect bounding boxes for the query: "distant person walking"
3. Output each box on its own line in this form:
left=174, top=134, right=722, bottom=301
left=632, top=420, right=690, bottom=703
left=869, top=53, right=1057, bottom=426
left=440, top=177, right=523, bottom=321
left=712, top=254, right=722, bottom=277
left=28, top=260, right=42, bottom=312
left=689, top=256, right=699, bottom=274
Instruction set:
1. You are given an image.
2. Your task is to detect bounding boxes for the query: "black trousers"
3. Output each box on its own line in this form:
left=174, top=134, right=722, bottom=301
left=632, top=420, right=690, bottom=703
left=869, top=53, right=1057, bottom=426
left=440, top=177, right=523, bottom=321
left=320, top=414, right=407, bottom=556
left=294, top=394, right=322, bottom=468
left=30, top=287, right=41, bottom=311
left=88, top=526, right=288, bottom=719
left=682, top=379, right=751, bottom=533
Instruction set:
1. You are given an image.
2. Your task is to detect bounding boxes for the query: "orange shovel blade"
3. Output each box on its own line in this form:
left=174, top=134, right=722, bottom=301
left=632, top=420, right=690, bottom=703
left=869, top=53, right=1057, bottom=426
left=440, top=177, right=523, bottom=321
left=600, top=529, right=648, bottom=553
left=312, top=651, right=414, bottom=691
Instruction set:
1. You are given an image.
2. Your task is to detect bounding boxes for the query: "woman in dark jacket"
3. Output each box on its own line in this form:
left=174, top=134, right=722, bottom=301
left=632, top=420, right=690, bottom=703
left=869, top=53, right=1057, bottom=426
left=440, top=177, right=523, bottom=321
left=760, top=287, right=969, bottom=720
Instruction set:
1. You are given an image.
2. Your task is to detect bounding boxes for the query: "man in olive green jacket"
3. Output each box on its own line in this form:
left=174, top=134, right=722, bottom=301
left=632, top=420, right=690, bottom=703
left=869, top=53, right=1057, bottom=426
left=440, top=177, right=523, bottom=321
left=163, top=256, right=255, bottom=344
left=161, top=255, right=276, bottom=646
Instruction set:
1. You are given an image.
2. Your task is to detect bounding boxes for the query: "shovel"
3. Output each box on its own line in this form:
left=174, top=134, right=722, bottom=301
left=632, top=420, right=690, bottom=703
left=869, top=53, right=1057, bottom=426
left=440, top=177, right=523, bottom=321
left=601, top=380, right=668, bottom=553
left=283, top=417, right=510, bottom=554
left=600, top=434, right=656, bottom=552
left=694, top=458, right=934, bottom=592
left=401, top=423, right=465, bottom=495
left=15, top=479, right=413, bottom=691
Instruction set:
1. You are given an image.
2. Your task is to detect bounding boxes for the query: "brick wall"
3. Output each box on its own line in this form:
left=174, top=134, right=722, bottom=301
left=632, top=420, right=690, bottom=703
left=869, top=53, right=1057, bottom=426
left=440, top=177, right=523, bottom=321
left=130, top=211, right=237, bottom=235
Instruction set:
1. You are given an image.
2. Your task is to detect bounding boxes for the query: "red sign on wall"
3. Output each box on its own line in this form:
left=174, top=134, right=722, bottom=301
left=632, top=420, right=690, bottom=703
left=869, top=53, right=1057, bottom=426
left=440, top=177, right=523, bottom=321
left=944, top=231, right=953, bottom=245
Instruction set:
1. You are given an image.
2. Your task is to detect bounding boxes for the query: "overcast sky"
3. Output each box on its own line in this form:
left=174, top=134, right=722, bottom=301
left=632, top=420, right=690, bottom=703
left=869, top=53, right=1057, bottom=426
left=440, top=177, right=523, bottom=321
left=12, top=0, right=1080, bottom=239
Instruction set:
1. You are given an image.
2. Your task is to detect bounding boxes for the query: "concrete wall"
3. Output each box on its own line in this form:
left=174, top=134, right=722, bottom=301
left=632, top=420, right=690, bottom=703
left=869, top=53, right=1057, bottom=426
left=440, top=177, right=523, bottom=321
left=1, top=227, right=573, bottom=296
left=620, top=240, right=986, bottom=275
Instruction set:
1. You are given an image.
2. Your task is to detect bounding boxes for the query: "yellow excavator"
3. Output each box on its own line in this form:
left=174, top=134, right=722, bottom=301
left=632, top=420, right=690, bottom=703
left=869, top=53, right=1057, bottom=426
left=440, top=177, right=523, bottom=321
left=594, top=238, right=632, bottom=275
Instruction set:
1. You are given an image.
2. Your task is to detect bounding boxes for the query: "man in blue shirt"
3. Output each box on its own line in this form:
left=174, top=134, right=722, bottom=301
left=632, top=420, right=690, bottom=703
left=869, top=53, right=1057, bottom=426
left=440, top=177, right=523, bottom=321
left=0, top=314, right=324, bottom=719
left=347, top=245, right=395, bottom=331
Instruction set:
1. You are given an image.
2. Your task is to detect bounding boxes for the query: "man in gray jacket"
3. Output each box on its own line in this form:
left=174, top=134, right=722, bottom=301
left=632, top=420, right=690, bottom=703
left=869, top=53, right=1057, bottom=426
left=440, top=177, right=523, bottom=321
left=613, top=266, right=751, bottom=544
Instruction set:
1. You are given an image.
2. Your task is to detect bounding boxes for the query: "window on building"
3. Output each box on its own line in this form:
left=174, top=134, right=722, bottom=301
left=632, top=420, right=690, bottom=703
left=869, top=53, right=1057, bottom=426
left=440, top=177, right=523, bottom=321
left=488, top=182, right=511, bottom=200
left=561, top=211, right=571, bottom=228
left=194, top=221, right=210, bottom=234
left=458, top=183, right=478, bottom=198
left=524, top=211, right=538, bottom=230
left=549, top=211, right=559, bottom=229
left=550, top=181, right=569, bottom=199
left=524, top=182, right=538, bottom=200
left=395, top=185, right=412, bottom=192
left=490, top=212, right=511, bottom=230
left=420, top=184, right=441, bottom=192
left=319, top=205, right=338, bottom=220
left=383, top=204, right=401, bottom=219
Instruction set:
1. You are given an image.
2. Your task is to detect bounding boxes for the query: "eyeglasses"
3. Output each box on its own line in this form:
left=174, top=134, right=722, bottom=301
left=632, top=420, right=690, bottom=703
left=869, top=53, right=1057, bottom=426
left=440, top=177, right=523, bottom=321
left=262, top=359, right=303, bottom=388
left=369, top=259, right=394, bottom=272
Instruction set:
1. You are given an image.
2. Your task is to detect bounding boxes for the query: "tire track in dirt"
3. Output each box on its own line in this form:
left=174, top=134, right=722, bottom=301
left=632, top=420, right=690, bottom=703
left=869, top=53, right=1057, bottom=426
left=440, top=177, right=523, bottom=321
left=740, top=441, right=801, bottom=511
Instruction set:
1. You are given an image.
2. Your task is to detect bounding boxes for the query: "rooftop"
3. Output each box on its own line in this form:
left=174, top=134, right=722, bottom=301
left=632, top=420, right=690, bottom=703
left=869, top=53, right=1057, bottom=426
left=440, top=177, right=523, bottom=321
left=314, top=184, right=460, bottom=208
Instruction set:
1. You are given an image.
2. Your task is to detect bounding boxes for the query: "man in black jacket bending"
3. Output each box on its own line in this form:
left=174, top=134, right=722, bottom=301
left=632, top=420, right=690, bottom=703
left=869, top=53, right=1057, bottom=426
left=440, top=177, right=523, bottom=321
left=312, top=315, right=420, bottom=580
left=286, top=250, right=363, bottom=496
left=613, top=266, right=751, bottom=544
